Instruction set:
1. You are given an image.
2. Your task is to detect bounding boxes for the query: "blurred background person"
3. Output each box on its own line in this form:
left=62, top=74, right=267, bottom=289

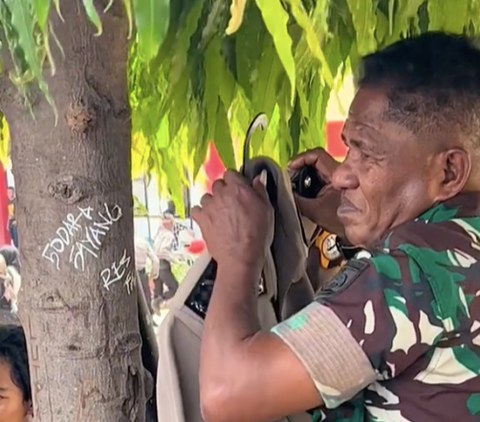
left=0, top=253, right=21, bottom=325
left=152, top=214, right=179, bottom=311
left=134, top=236, right=159, bottom=313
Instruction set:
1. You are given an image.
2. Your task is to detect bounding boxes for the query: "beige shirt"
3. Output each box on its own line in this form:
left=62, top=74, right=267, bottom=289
left=135, top=238, right=160, bottom=278
left=153, top=228, right=176, bottom=262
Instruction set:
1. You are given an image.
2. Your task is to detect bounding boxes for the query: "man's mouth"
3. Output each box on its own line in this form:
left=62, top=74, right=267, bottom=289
left=337, top=197, right=359, bottom=215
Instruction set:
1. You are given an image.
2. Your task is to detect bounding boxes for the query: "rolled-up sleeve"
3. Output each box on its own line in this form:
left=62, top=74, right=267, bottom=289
left=271, top=250, right=444, bottom=409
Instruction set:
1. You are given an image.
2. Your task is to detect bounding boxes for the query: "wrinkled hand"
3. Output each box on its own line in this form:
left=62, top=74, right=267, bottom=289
left=289, top=148, right=344, bottom=237
left=191, top=170, right=274, bottom=272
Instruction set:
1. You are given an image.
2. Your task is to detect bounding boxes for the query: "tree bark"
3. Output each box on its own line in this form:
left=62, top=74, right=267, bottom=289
left=0, top=1, right=146, bottom=421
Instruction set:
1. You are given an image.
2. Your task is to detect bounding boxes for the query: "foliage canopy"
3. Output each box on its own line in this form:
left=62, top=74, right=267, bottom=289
left=0, top=0, right=480, bottom=210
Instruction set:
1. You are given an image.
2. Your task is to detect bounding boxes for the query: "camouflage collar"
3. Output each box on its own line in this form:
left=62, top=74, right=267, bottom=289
left=416, top=192, right=480, bottom=223
left=375, top=192, right=480, bottom=251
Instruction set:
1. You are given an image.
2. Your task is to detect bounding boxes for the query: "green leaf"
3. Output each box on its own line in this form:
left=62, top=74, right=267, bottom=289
left=470, top=0, right=480, bottom=33
left=375, top=10, right=389, bottom=45
left=428, top=0, right=469, bottom=33
left=7, top=0, right=57, bottom=122
left=254, top=0, right=296, bottom=103
left=82, top=0, right=103, bottom=36
left=251, top=37, right=283, bottom=153
left=134, top=0, right=170, bottom=62
left=192, top=118, right=208, bottom=178
left=160, top=148, right=185, bottom=218
left=286, top=0, right=334, bottom=86
left=387, top=0, right=394, bottom=35
left=133, top=196, right=149, bottom=216
left=226, top=0, right=248, bottom=35
left=32, top=0, right=50, bottom=30
left=169, top=0, right=205, bottom=86
left=156, top=116, right=170, bottom=149
left=204, top=44, right=220, bottom=142
left=122, top=0, right=134, bottom=39
left=204, top=37, right=236, bottom=110
left=346, top=0, right=378, bottom=55
left=167, top=69, right=189, bottom=140
left=391, top=0, right=425, bottom=41
left=52, top=0, right=63, bottom=21
left=204, top=37, right=236, bottom=169
left=229, top=86, right=253, bottom=147
left=235, top=4, right=265, bottom=99
left=214, top=101, right=236, bottom=170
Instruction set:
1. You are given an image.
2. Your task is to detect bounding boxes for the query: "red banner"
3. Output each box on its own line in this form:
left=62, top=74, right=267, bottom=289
left=0, top=163, right=11, bottom=246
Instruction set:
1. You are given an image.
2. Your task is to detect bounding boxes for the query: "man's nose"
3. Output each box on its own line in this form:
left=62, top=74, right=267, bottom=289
left=331, top=161, right=359, bottom=190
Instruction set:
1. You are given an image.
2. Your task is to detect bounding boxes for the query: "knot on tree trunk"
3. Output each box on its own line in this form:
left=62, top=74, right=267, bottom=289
left=48, top=175, right=89, bottom=204
left=66, top=103, right=95, bottom=135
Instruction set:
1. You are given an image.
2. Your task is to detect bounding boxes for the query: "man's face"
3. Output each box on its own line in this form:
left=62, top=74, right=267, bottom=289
left=6, top=189, right=14, bottom=201
left=0, top=361, right=30, bottom=422
left=163, top=219, right=173, bottom=231
left=332, top=86, right=441, bottom=247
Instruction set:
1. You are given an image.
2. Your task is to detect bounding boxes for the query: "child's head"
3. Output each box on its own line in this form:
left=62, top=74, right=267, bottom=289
left=0, top=325, right=31, bottom=422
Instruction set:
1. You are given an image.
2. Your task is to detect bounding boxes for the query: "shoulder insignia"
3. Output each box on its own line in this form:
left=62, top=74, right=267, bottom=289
left=316, top=259, right=369, bottom=301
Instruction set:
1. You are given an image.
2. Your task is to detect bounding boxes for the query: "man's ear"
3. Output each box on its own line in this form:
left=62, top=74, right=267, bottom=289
left=434, top=148, right=471, bottom=201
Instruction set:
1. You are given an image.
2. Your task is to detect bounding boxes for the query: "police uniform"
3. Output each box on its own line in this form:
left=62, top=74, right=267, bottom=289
left=272, top=192, right=480, bottom=421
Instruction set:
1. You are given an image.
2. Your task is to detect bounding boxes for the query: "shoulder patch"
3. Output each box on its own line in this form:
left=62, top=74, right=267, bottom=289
left=316, top=259, right=369, bottom=301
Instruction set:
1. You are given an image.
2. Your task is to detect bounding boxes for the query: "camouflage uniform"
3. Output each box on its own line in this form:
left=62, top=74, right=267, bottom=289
left=272, top=193, right=480, bottom=421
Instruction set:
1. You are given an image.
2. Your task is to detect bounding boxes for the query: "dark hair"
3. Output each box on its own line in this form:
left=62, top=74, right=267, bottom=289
left=357, top=32, right=480, bottom=147
left=0, top=325, right=31, bottom=402
left=0, top=245, right=20, bottom=272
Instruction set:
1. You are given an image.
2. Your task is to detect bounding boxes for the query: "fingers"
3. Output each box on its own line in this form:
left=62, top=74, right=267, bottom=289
left=223, top=169, right=248, bottom=186
left=191, top=205, right=203, bottom=225
left=200, top=193, right=214, bottom=208
left=288, top=148, right=339, bottom=182
left=288, top=148, right=323, bottom=169
left=192, top=191, right=215, bottom=226
left=211, top=179, right=226, bottom=195
left=191, top=172, right=241, bottom=225
left=193, top=169, right=268, bottom=225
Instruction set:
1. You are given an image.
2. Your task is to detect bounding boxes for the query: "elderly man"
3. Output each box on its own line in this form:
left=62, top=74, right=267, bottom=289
left=192, top=32, right=480, bottom=422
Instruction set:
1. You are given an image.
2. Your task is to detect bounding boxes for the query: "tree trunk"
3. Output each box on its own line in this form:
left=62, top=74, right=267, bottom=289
left=0, top=2, right=146, bottom=421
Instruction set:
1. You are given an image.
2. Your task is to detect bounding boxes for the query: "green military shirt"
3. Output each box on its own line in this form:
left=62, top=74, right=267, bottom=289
left=272, top=192, right=480, bottom=422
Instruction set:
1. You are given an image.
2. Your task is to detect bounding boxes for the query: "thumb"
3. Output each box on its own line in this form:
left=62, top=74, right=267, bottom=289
left=252, top=170, right=270, bottom=203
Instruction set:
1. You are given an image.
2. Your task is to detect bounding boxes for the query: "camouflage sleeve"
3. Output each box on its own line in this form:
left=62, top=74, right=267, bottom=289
left=271, top=249, right=444, bottom=409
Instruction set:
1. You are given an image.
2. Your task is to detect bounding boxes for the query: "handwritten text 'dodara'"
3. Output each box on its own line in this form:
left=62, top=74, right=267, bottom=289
left=42, top=204, right=122, bottom=271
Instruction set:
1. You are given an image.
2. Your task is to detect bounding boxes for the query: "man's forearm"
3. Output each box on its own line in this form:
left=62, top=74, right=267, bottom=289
left=200, top=263, right=262, bottom=386
left=205, top=263, right=262, bottom=346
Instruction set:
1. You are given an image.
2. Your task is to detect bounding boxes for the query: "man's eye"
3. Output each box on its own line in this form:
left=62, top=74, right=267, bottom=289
left=360, top=151, right=371, bottom=160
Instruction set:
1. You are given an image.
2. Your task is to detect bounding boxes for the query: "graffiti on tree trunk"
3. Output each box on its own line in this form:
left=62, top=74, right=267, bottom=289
left=100, top=249, right=135, bottom=293
left=42, top=203, right=123, bottom=272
